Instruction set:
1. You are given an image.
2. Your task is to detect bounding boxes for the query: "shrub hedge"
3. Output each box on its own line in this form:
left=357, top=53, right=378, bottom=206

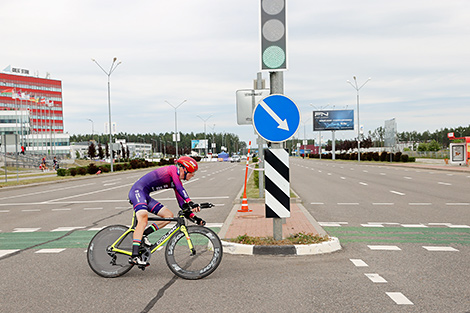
left=307, top=152, right=415, bottom=162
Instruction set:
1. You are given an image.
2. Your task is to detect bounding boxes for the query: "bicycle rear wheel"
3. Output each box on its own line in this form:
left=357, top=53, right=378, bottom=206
left=165, top=226, right=223, bottom=280
left=87, top=225, right=134, bottom=278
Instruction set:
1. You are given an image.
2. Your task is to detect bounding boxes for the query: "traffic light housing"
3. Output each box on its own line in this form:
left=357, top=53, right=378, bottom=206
left=260, top=0, right=287, bottom=71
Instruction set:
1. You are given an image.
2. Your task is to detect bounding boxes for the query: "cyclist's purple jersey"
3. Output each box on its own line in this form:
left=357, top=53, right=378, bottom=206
left=128, top=165, right=191, bottom=210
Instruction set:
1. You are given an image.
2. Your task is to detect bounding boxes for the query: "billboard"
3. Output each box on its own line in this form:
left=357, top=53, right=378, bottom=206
left=313, top=110, right=354, bottom=131
left=384, top=118, right=397, bottom=147
left=191, top=140, right=208, bottom=149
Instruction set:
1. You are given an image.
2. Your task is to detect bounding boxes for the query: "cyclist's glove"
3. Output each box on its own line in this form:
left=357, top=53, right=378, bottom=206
left=183, top=201, right=198, bottom=210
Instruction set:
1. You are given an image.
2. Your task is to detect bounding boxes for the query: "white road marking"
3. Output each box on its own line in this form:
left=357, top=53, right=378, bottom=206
left=310, top=202, right=325, bottom=205
left=359, top=182, right=368, bottom=186
left=361, top=224, right=384, bottom=227
left=409, top=203, right=431, bottom=206
left=404, top=176, right=412, bottom=180
left=448, top=225, right=470, bottom=228
left=446, top=203, right=469, bottom=206
left=368, top=245, right=401, bottom=251
left=35, top=249, right=66, bottom=254
left=51, top=226, right=85, bottom=232
left=365, top=273, right=387, bottom=283
left=83, top=207, right=103, bottom=210
left=13, top=228, right=41, bottom=232
left=22, top=209, right=41, bottom=212
left=0, top=183, right=96, bottom=201
left=423, top=246, right=459, bottom=252
left=372, top=203, right=394, bottom=205
left=390, top=190, right=405, bottom=196
left=52, top=208, right=72, bottom=211
left=0, top=210, right=10, bottom=213
left=402, top=224, right=427, bottom=228
left=0, top=250, right=19, bottom=258
left=350, top=259, right=368, bottom=267
left=386, top=292, right=413, bottom=305
left=438, top=182, right=452, bottom=186
left=340, top=177, right=346, bottom=180
left=337, top=203, right=359, bottom=205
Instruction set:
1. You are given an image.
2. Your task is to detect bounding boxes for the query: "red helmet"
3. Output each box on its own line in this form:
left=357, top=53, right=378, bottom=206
left=176, top=156, right=198, bottom=173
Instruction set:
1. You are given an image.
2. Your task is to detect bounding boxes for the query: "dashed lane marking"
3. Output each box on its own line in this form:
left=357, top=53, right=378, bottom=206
left=390, top=190, right=405, bottom=196
left=368, top=245, right=401, bottom=251
left=35, top=249, right=66, bottom=254
left=365, top=273, right=387, bottom=283
left=350, top=259, right=368, bottom=267
left=423, top=246, right=459, bottom=252
left=0, top=250, right=20, bottom=258
left=386, top=292, right=413, bottom=305
left=13, top=228, right=41, bottom=232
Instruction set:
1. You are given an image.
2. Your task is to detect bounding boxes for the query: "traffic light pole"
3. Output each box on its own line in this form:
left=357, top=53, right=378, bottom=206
left=270, top=70, right=284, bottom=241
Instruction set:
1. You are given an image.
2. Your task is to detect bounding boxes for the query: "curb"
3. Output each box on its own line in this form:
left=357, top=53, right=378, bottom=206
left=221, top=237, right=341, bottom=255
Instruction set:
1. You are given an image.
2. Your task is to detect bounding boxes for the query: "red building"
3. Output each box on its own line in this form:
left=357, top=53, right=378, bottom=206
left=0, top=66, right=69, bottom=155
left=0, top=67, right=63, bottom=134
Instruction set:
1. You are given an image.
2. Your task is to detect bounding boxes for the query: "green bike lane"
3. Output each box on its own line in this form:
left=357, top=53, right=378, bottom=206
left=0, top=227, right=222, bottom=251
left=324, top=226, right=470, bottom=245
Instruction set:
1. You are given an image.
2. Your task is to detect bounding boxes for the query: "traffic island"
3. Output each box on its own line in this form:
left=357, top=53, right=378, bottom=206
left=219, top=202, right=342, bottom=256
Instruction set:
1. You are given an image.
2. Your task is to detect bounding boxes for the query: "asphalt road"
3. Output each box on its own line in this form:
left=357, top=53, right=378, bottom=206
left=1, top=160, right=469, bottom=312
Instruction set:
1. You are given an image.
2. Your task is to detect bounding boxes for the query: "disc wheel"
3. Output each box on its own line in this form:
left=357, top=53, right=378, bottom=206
left=165, top=226, right=223, bottom=280
left=87, top=225, right=134, bottom=278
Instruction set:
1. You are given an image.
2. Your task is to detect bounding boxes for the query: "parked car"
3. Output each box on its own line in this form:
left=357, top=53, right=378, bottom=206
left=231, top=155, right=241, bottom=162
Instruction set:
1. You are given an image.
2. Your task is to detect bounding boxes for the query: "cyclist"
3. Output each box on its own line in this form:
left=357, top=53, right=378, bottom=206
left=128, top=156, right=200, bottom=266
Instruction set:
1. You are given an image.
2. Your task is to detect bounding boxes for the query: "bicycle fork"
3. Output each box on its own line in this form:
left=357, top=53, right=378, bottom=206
left=180, top=225, right=196, bottom=256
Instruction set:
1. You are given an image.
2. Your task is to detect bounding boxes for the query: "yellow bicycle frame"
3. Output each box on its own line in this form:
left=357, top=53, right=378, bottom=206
left=108, top=211, right=194, bottom=256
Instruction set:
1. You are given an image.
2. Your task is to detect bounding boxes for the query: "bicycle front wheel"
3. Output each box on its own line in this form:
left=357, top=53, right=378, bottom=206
left=87, top=225, right=134, bottom=278
left=165, top=226, right=223, bottom=280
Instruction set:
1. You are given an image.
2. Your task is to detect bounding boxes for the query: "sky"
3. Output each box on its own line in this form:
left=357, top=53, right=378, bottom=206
left=2, top=0, right=470, bottom=146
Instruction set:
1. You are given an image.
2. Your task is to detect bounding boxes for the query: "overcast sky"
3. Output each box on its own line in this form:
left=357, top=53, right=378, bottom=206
left=2, top=0, right=470, bottom=145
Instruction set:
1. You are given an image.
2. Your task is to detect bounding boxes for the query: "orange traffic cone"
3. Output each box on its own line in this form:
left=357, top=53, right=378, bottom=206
left=238, top=197, right=252, bottom=212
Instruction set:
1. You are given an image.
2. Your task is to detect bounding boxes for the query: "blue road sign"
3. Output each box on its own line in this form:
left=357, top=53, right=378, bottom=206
left=253, top=94, right=300, bottom=142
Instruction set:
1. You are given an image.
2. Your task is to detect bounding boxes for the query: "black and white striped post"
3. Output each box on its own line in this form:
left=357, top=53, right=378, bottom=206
left=264, top=148, right=290, bottom=219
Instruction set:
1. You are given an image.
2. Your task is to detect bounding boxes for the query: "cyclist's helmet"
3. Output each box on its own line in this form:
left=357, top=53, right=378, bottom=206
left=176, top=156, right=198, bottom=173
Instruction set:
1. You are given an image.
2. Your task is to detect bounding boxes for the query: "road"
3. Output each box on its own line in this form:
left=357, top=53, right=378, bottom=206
left=1, top=160, right=469, bottom=312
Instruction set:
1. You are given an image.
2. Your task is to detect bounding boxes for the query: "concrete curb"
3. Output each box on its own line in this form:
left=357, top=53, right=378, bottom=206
left=221, top=237, right=341, bottom=255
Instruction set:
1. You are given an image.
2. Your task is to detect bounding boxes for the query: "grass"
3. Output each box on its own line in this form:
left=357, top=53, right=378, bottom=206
left=228, top=232, right=330, bottom=246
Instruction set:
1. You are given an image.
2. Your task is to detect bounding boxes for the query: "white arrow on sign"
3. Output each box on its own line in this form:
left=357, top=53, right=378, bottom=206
left=259, top=100, right=289, bottom=131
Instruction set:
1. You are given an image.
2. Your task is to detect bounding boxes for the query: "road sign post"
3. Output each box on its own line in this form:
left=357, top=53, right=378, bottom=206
left=253, top=90, right=299, bottom=240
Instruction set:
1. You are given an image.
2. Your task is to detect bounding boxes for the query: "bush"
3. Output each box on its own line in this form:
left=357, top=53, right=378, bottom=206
left=393, top=152, right=402, bottom=162
left=380, top=152, right=388, bottom=162
left=77, top=167, right=87, bottom=175
left=87, top=163, right=99, bottom=174
left=401, top=154, right=409, bottom=162
left=57, top=168, right=67, bottom=176
left=70, top=168, right=77, bottom=176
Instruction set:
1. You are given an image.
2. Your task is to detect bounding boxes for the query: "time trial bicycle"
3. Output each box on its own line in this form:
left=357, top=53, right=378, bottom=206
left=87, top=202, right=223, bottom=280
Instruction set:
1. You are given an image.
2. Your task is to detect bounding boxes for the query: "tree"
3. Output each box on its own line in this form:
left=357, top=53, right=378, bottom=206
left=88, top=142, right=96, bottom=159
left=98, top=143, right=104, bottom=159
left=428, top=140, right=441, bottom=152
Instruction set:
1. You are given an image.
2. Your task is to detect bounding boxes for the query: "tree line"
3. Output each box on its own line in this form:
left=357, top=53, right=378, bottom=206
left=70, top=131, right=246, bottom=156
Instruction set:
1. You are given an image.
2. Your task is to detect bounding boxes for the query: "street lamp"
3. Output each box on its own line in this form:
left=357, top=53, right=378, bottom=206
left=87, top=118, right=94, bottom=142
left=92, top=57, right=121, bottom=172
left=165, top=100, right=186, bottom=158
left=197, top=114, right=212, bottom=158
left=347, top=76, right=371, bottom=162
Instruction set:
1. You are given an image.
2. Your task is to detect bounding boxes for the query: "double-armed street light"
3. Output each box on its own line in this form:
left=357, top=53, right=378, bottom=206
left=197, top=114, right=212, bottom=158
left=91, top=57, right=121, bottom=172
left=165, top=100, right=186, bottom=158
left=347, top=76, right=371, bottom=162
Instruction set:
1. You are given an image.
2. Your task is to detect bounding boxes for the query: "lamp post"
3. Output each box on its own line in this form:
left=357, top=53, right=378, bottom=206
left=87, top=118, right=94, bottom=142
left=347, top=76, right=371, bottom=162
left=92, top=57, right=121, bottom=172
left=166, top=100, right=186, bottom=158
left=197, top=114, right=212, bottom=158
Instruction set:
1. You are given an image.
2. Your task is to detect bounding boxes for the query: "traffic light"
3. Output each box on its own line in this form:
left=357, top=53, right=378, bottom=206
left=260, top=0, right=287, bottom=71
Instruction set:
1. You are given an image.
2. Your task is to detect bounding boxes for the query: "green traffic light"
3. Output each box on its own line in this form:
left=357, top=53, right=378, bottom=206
left=263, top=46, right=285, bottom=69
